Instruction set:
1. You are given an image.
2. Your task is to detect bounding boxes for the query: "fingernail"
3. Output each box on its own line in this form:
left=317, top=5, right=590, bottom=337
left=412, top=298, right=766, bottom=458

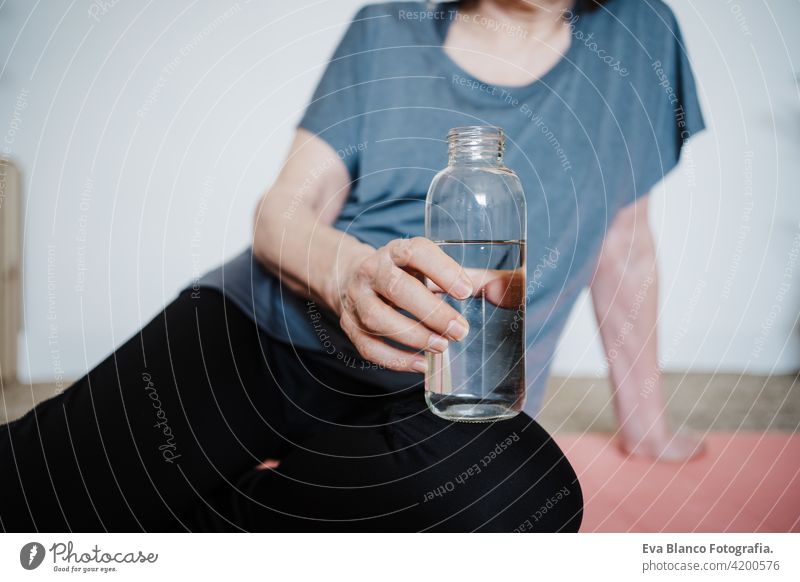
left=445, top=319, right=469, bottom=341
left=427, top=334, right=449, bottom=353
left=452, top=279, right=473, bottom=299
left=412, top=359, right=427, bottom=373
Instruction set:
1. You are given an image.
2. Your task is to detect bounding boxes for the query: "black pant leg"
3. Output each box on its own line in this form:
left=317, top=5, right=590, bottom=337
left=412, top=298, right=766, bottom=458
left=190, top=393, right=583, bottom=532
left=0, top=289, right=293, bottom=532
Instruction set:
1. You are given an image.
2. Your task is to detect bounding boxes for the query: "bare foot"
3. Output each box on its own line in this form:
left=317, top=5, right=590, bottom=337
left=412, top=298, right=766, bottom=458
left=619, top=430, right=706, bottom=462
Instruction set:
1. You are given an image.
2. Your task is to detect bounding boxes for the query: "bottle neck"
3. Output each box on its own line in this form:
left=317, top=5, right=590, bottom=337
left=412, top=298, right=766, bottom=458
left=447, top=126, right=504, bottom=166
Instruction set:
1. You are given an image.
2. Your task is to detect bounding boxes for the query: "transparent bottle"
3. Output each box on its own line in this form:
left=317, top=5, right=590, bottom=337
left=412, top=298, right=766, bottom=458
left=425, top=126, right=527, bottom=422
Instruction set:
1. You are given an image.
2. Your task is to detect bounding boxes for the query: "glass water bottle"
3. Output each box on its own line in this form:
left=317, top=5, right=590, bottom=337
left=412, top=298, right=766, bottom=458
left=424, top=126, right=527, bottom=422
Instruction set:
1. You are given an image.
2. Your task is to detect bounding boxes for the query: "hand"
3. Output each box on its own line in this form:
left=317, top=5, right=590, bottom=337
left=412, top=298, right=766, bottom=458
left=619, top=425, right=706, bottom=462
left=333, top=237, right=474, bottom=373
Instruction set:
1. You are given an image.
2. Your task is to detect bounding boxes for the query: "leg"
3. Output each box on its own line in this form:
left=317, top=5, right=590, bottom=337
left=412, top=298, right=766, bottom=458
left=0, top=289, right=293, bottom=531
left=189, top=394, right=583, bottom=532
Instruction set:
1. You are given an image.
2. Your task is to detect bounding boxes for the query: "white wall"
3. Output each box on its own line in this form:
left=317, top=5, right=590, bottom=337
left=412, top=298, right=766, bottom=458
left=553, top=0, right=800, bottom=377
left=1, top=0, right=797, bottom=385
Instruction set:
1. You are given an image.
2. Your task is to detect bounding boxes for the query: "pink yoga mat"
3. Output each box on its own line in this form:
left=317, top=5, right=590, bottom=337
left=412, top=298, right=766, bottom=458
left=555, top=432, right=800, bottom=532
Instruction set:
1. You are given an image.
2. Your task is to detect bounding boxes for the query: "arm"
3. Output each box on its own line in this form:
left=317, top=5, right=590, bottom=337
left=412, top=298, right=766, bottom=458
left=252, top=129, right=371, bottom=310
left=252, top=129, right=472, bottom=373
left=590, top=195, right=703, bottom=460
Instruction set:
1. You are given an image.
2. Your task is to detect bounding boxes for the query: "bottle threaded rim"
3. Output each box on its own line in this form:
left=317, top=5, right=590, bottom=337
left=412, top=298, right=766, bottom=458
left=447, top=126, right=504, bottom=164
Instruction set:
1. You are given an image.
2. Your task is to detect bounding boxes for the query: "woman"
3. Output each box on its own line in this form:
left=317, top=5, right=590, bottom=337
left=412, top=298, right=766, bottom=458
left=0, top=0, right=702, bottom=532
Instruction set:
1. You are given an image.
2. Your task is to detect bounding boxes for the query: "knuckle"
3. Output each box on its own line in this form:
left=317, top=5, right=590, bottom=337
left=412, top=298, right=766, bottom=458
left=388, top=238, right=414, bottom=265
left=383, top=268, right=405, bottom=300
left=339, top=312, right=354, bottom=334
left=374, top=252, right=394, bottom=282
left=358, top=302, right=380, bottom=331
left=349, top=333, right=365, bottom=352
left=358, top=341, right=379, bottom=363
left=355, top=260, right=374, bottom=283
left=356, top=343, right=371, bottom=361
left=342, top=287, right=358, bottom=313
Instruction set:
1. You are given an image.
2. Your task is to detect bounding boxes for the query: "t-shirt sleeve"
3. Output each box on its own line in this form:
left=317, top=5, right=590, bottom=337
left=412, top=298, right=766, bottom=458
left=298, top=5, right=375, bottom=179
left=633, top=6, right=705, bottom=199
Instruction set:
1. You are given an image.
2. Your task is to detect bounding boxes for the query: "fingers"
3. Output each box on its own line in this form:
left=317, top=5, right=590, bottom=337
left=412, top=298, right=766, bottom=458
left=371, top=266, right=469, bottom=340
left=351, top=291, right=450, bottom=352
left=386, top=238, right=473, bottom=299
left=427, top=267, right=526, bottom=309
left=338, top=237, right=481, bottom=371
left=340, top=312, right=427, bottom=373
left=362, top=240, right=470, bottom=339
left=466, top=267, right=526, bottom=309
left=482, top=268, right=525, bottom=308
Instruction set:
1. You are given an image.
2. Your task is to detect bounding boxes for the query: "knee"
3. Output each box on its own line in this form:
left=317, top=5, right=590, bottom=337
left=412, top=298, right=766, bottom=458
left=505, top=463, right=583, bottom=532
left=485, top=419, right=584, bottom=532
left=413, top=416, right=583, bottom=532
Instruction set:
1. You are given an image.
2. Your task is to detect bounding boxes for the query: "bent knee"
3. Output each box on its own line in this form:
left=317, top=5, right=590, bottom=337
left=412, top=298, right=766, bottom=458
left=404, top=414, right=583, bottom=532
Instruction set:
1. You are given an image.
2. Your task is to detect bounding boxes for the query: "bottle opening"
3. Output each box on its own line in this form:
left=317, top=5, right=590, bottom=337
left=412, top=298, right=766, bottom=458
left=448, top=126, right=505, bottom=165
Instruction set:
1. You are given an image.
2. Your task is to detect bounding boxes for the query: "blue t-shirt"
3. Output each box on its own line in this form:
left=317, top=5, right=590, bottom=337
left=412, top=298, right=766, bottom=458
left=199, top=0, right=704, bottom=414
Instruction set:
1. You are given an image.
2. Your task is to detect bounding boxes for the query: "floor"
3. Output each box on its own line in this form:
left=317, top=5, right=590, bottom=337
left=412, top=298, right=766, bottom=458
left=537, top=373, right=800, bottom=532
left=556, top=432, right=800, bottom=532
left=537, top=372, right=799, bottom=433
left=2, top=372, right=799, bottom=532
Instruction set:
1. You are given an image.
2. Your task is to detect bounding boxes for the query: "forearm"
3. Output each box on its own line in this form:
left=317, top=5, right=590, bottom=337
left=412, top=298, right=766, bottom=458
left=591, top=223, right=662, bottom=427
left=252, top=193, right=372, bottom=314
left=593, top=255, right=660, bottom=413
left=592, top=238, right=704, bottom=459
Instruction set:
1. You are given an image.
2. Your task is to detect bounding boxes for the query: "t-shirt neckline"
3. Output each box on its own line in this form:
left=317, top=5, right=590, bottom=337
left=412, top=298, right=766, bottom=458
left=429, top=0, right=587, bottom=102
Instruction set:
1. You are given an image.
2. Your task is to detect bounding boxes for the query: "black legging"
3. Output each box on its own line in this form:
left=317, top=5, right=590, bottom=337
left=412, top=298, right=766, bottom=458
left=0, top=289, right=582, bottom=532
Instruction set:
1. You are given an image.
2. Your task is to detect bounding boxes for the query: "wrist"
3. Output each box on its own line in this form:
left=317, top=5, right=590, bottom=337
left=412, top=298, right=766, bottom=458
left=321, top=241, right=373, bottom=315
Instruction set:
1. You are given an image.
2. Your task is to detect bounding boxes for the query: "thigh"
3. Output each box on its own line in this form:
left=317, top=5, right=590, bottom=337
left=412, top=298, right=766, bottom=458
left=0, top=289, right=292, bottom=532
left=190, top=394, right=583, bottom=532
